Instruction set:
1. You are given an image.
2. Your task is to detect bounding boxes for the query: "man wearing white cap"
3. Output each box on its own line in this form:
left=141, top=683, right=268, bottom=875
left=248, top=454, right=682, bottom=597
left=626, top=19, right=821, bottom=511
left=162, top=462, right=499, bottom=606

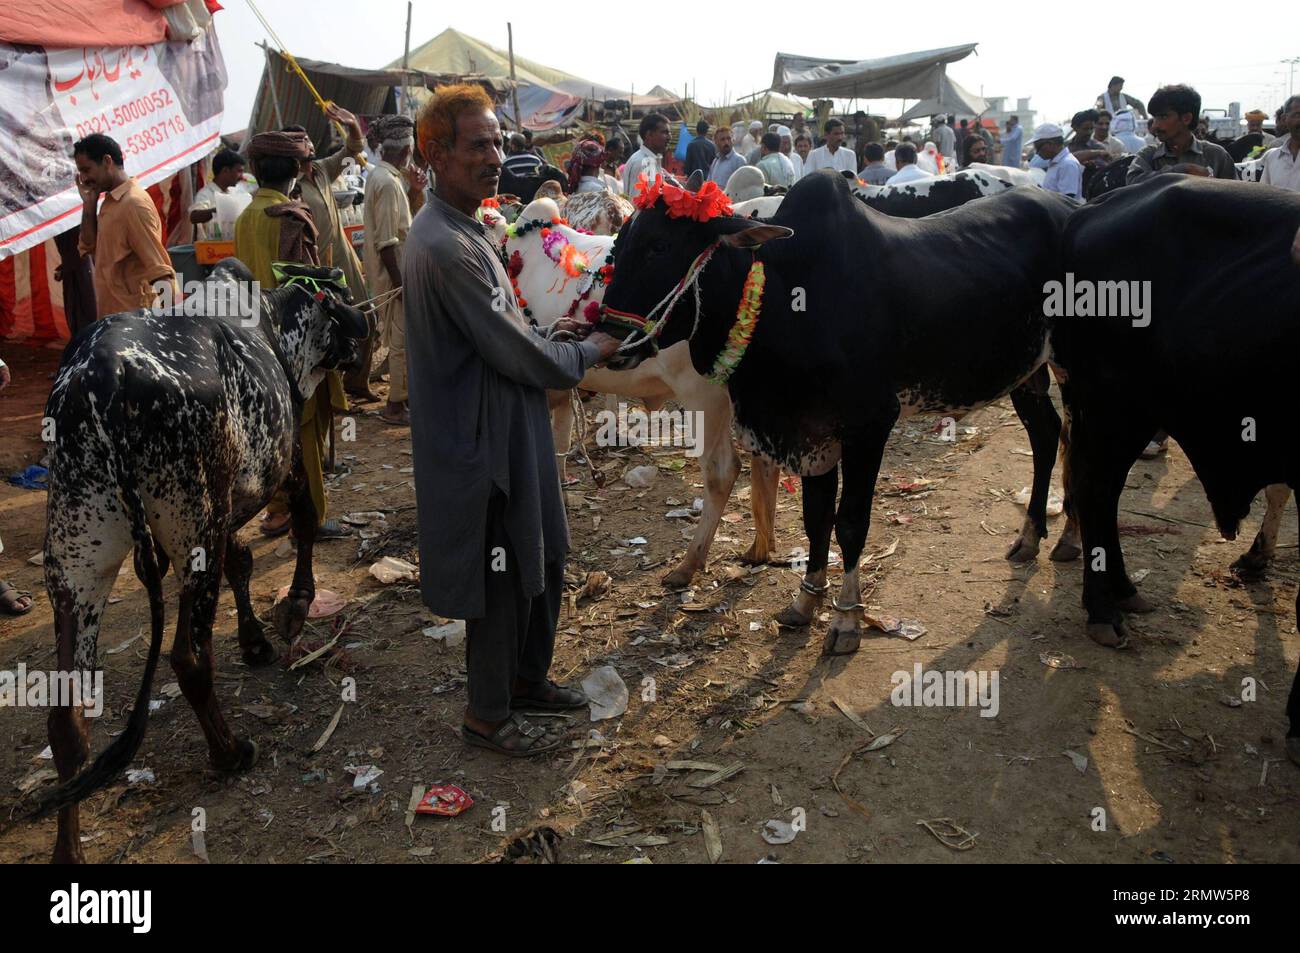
left=777, top=126, right=804, bottom=181
left=738, top=120, right=763, bottom=159
left=1029, top=122, right=1083, bottom=199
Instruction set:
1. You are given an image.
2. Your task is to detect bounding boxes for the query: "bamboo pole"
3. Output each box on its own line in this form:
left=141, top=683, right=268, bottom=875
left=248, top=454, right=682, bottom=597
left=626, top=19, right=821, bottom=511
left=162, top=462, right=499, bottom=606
left=507, top=22, right=522, bottom=132
left=402, top=1, right=413, bottom=117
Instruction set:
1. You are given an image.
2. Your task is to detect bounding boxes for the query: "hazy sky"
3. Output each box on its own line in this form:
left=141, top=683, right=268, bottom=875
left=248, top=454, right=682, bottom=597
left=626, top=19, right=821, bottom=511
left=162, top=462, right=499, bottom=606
left=214, top=3, right=1300, bottom=134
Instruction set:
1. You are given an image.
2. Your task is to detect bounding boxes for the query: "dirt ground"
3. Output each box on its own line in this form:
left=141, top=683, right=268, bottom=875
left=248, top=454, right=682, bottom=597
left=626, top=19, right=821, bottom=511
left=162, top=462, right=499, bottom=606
left=1, top=342, right=1296, bottom=864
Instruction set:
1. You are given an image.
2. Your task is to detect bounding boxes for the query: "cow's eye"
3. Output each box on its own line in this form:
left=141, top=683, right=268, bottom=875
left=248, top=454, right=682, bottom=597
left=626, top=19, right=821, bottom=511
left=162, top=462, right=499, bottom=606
left=649, top=239, right=668, bottom=256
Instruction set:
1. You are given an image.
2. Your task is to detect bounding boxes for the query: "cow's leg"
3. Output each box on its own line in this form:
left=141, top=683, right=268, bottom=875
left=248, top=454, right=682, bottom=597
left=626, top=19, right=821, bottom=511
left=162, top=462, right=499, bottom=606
left=548, top=388, right=574, bottom=484
left=775, top=465, right=838, bottom=627
left=274, top=454, right=317, bottom=644
left=742, top=454, right=781, bottom=566
left=1051, top=402, right=1082, bottom=561
left=44, top=500, right=132, bottom=864
left=1070, top=413, right=1147, bottom=647
left=663, top=388, right=739, bottom=588
left=1006, top=367, right=1060, bottom=563
left=1232, top=483, right=1292, bottom=576
left=171, top=532, right=257, bottom=771
left=1286, top=603, right=1299, bottom=765
left=47, top=592, right=91, bottom=864
left=824, top=429, right=891, bottom=656
left=225, top=535, right=274, bottom=666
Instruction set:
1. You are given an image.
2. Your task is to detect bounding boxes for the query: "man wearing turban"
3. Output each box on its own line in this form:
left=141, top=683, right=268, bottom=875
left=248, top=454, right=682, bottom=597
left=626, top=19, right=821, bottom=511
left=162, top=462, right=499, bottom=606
left=364, top=113, right=417, bottom=425
left=235, top=127, right=350, bottom=540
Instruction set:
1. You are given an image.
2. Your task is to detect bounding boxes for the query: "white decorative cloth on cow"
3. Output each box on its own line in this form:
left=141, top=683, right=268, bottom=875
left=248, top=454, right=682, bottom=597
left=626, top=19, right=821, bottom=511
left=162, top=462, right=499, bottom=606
left=885, top=164, right=933, bottom=186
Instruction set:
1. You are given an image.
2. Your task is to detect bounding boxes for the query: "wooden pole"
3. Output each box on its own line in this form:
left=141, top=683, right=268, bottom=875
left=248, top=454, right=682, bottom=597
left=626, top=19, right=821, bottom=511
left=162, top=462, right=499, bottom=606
left=258, top=41, right=285, bottom=130
left=402, top=1, right=413, bottom=117
left=507, top=22, right=521, bottom=132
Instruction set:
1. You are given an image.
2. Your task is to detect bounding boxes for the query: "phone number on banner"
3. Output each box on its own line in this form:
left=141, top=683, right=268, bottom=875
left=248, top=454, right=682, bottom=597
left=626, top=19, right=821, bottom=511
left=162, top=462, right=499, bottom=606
left=72, top=89, right=182, bottom=140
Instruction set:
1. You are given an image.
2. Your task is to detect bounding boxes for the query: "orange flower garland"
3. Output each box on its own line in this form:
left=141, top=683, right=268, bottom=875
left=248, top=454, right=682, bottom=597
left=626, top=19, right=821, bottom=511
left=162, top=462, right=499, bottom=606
left=708, top=261, right=765, bottom=385
left=634, top=173, right=734, bottom=222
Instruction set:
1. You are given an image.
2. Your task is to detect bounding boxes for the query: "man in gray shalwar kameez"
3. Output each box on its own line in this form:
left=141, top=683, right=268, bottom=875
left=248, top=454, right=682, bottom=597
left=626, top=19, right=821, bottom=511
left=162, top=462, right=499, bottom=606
left=406, top=85, right=620, bottom=756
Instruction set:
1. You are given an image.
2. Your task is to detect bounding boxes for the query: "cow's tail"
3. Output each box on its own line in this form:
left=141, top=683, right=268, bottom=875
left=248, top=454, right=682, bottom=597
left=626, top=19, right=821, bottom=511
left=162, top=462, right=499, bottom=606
left=33, top=387, right=166, bottom=816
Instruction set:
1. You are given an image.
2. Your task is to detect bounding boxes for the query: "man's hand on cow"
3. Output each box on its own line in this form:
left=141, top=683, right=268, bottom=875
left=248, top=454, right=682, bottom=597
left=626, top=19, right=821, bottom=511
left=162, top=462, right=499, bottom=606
left=1174, top=164, right=1210, bottom=177
left=0, top=364, right=11, bottom=391
left=550, top=319, right=592, bottom=338
left=586, top=332, right=622, bottom=362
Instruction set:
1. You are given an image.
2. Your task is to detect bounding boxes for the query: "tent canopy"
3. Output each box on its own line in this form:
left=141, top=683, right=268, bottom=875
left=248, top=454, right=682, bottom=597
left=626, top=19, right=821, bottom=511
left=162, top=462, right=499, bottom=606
left=732, top=89, right=814, bottom=115
left=770, top=43, right=978, bottom=100
left=246, top=49, right=490, bottom=149
left=895, top=75, right=987, bottom=123
left=394, top=28, right=677, bottom=108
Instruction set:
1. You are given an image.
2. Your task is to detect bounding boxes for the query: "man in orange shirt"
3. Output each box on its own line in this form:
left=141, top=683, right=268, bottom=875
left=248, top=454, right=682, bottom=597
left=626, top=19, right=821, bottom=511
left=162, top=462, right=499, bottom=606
left=72, top=134, right=176, bottom=318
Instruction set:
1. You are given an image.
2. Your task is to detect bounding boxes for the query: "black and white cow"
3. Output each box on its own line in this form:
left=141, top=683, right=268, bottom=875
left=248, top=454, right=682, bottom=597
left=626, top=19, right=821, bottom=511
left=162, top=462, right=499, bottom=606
left=37, top=259, right=367, bottom=862
left=1052, top=176, right=1300, bottom=763
left=853, top=167, right=1021, bottom=216
left=597, top=169, right=1076, bottom=654
left=733, top=167, right=1034, bottom=222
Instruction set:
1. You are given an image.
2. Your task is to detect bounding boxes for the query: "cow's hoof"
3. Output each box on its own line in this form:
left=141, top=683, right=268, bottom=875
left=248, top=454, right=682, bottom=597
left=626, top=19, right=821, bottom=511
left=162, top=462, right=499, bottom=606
left=241, top=638, right=278, bottom=668
left=1086, top=622, right=1130, bottom=649
left=1230, top=547, right=1270, bottom=578
left=774, top=604, right=813, bottom=628
left=272, top=597, right=311, bottom=643
left=1287, top=735, right=1300, bottom=767
left=822, top=627, right=861, bottom=657
left=1005, top=534, right=1040, bottom=563
left=1117, top=592, right=1155, bottom=613
left=51, top=844, right=85, bottom=865
left=214, top=738, right=259, bottom=773
left=661, top=565, right=696, bottom=590
left=739, top=542, right=773, bottom=566
left=1049, top=538, right=1082, bottom=562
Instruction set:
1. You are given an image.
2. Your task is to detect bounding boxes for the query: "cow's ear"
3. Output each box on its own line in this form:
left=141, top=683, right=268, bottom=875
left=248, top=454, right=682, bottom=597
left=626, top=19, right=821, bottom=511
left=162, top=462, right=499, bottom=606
left=685, top=170, right=705, bottom=193
left=713, top=221, right=793, bottom=249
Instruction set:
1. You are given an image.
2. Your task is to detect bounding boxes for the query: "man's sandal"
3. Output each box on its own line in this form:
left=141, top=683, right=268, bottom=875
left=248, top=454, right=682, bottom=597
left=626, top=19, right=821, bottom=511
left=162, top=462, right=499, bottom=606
left=260, top=513, right=292, bottom=537
left=462, top=713, right=567, bottom=757
left=511, top=679, right=588, bottom=711
left=0, top=580, right=33, bottom=616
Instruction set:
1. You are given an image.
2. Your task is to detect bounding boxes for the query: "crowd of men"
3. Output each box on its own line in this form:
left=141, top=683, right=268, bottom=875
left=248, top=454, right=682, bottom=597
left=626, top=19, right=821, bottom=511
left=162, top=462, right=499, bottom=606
left=548, top=75, right=1300, bottom=206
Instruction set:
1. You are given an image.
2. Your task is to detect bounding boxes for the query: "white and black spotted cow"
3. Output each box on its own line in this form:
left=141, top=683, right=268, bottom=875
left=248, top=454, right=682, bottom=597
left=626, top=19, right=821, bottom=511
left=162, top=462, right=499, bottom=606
left=733, top=168, right=1037, bottom=222
left=36, top=258, right=366, bottom=863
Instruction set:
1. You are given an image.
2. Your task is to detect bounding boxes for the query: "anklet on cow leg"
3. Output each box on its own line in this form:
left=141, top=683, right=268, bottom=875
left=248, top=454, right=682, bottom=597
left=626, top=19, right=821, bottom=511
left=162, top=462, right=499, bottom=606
left=776, top=579, right=828, bottom=628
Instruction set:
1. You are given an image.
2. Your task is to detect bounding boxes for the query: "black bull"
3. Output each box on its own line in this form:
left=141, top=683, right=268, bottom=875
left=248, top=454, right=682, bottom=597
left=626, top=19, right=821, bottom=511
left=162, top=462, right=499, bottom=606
left=1052, top=176, right=1300, bottom=760
left=597, top=170, right=1077, bottom=654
